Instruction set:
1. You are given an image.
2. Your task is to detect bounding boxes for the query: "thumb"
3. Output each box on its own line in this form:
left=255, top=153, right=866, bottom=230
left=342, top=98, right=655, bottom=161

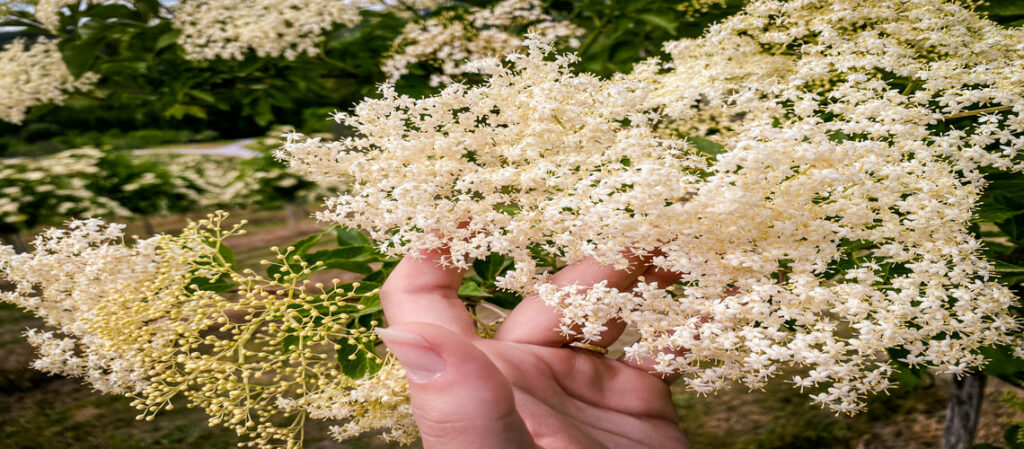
left=377, top=323, right=536, bottom=449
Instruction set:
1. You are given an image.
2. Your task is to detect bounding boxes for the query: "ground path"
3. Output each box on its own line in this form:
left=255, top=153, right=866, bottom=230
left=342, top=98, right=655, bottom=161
left=131, top=137, right=260, bottom=158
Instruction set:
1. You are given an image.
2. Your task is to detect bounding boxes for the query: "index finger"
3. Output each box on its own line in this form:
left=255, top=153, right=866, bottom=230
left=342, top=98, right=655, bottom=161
left=380, top=243, right=476, bottom=336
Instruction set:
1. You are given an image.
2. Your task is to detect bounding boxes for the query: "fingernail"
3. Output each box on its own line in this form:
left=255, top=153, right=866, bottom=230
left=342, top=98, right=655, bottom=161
left=376, top=327, right=444, bottom=382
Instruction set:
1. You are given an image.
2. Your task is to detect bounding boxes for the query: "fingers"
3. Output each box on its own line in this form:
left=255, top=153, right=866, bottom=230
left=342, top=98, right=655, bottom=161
left=494, top=254, right=650, bottom=347
left=380, top=245, right=476, bottom=336
left=377, top=323, right=537, bottom=449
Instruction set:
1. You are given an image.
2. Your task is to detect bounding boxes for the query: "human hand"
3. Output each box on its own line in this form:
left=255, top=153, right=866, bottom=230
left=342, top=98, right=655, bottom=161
left=377, top=247, right=691, bottom=449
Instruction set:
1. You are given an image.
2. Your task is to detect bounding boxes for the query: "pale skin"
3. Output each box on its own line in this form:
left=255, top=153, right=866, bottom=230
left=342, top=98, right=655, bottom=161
left=377, top=246, right=692, bottom=449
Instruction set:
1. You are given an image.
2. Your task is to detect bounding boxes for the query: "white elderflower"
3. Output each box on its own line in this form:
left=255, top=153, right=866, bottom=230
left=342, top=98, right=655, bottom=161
left=172, top=0, right=369, bottom=60
left=33, top=0, right=122, bottom=31
left=0, top=38, right=99, bottom=124
left=382, top=0, right=583, bottom=85
left=281, top=35, right=707, bottom=285
left=624, top=0, right=1024, bottom=411
left=285, top=0, right=1024, bottom=415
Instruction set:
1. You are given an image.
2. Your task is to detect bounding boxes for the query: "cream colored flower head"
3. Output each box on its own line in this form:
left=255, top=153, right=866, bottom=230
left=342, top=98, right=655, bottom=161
left=0, top=38, right=98, bottom=124
left=281, top=35, right=707, bottom=283
left=286, top=0, right=1024, bottom=415
left=172, top=0, right=369, bottom=60
left=382, top=0, right=584, bottom=86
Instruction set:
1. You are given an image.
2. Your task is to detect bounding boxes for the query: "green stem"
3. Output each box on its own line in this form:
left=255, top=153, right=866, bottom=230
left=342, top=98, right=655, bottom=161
left=576, top=17, right=608, bottom=56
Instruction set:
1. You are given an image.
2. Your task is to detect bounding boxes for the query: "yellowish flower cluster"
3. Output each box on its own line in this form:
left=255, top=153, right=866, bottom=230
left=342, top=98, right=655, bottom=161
left=382, top=0, right=583, bottom=86
left=0, top=213, right=413, bottom=447
left=172, top=0, right=367, bottom=60
left=674, top=0, right=729, bottom=20
left=284, top=0, right=1024, bottom=414
left=0, top=38, right=98, bottom=124
left=282, top=358, right=417, bottom=443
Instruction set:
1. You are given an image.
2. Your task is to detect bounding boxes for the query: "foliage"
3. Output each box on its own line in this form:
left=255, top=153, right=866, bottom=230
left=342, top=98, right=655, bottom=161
left=0, top=134, right=325, bottom=235
left=1, top=0, right=742, bottom=136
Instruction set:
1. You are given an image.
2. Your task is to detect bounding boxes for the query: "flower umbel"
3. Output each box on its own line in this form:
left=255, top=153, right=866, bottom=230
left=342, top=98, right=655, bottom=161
left=0, top=213, right=413, bottom=447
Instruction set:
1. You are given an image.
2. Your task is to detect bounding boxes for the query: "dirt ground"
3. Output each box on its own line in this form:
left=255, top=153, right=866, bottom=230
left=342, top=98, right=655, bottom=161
left=2, top=209, right=1022, bottom=449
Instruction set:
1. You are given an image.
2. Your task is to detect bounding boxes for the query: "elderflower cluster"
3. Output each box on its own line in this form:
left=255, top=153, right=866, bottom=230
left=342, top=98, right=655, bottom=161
left=675, top=0, right=729, bottom=20
left=382, top=0, right=584, bottom=86
left=172, top=0, right=368, bottom=60
left=0, top=148, right=131, bottom=232
left=286, top=358, right=417, bottom=443
left=33, top=0, right=121, bottom=31
left=0, top=38, right=99, bottom=124
left=280, top=36, right=707, bottom=284
left=618, top=0, right=1024, bottom=412
left=0, top=213, right=413, bottom=448
left=284, top=0, right=1024, bottom=415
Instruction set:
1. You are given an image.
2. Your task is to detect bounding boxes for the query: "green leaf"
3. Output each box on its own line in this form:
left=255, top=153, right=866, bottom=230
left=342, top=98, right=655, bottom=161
left=315, top=258, right=374, bottom=275
left=335, top=337, right=381, bottom=379
left=216, top=242, right=236, bottom=268
left=188, top=273, right=238, bottom=293
left=187, top=90, right=218, bottom=104
left=473, top=253, right=513, bottom=282
left=977, top=201, right=1024, bottom=223
left=308, top=246, right=371, bottom=261
left=487, top=291, right=523, bottom=309
left=457, top=281, right=490, bottom=298
left=980, top=345, right=1024, bottom=379
left=82, top=4, right=136, bottom=20
left=333, top=227, right=372, bottom=247
left=281, top=334, right=300, bottom=354
left=155, top=29, right=182, bottom=50
left=995, top=261, right=1024, bottom=274
left=59, top=38, right=104, bottom=77
left=164, top=104, right=207, bottom=120
left=686, top=135, right=726, bottom=156
left=638, top=12, right=678, bottom=34
left=1005, top=423, right=1024, bottom=449
left=289, top=232, right=327, bottom=255
left=265, top=232, right=326, bottom=280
